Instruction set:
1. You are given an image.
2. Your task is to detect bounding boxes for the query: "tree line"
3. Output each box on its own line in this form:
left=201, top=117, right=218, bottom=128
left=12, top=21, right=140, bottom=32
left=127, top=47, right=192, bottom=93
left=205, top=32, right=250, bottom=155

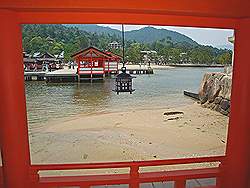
left=22, top=24, right=233, bottom=65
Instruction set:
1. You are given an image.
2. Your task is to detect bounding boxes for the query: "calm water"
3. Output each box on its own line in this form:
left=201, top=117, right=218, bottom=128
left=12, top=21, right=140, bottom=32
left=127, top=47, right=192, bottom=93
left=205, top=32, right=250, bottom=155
left=25, top=67, right=223, bottom=127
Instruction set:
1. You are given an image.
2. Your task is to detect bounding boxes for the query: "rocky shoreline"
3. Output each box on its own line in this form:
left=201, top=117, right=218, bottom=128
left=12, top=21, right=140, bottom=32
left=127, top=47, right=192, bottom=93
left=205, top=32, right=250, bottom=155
left=198, top=67, right=232, bottom=116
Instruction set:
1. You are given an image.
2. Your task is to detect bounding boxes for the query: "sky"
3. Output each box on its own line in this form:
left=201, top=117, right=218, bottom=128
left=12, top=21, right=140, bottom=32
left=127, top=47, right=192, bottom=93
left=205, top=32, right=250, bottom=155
left=99, top=24, right=234, bottom=49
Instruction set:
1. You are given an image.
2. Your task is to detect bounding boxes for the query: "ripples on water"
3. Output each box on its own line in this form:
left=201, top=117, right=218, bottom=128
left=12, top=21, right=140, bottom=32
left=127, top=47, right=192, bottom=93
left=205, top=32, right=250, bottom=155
left=25, top=68, right=223, bottom=127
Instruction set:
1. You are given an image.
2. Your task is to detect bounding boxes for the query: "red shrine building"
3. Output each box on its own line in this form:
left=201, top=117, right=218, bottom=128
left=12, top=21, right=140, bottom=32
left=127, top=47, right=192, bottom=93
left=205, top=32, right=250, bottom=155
left=1, top=1, right=250, bottom=188
left=71, top=47, right=121, bottom=80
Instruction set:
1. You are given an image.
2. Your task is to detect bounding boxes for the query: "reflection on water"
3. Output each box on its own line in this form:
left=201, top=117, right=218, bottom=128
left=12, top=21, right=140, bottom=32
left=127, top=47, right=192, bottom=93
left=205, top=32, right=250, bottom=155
left=25, top=68, right=223, bottom=127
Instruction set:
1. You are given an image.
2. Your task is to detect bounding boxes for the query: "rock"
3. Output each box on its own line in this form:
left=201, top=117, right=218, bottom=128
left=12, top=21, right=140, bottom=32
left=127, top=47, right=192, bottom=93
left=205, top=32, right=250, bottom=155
left=202, top=102, right=209, bottom=108
left=199, top=74, right=210, bottom=104
left=220, top=108, right=229, bottom=116
left=224, top=66, right=233, bottom=75
left=214, top=96, right=222, bottom=104
left=214, top=104, right=221, bottom=112
left=198, top=72, right=232, bottom=116
left=199, top=73, right=224, bottom=103
left=82, top=154, right=88, bottom=159
left=207, top=76, right=222, bottom=102
left=210, top=103, right=216, bottom=110
left=220, top=139, right=225, bottom=143
left=200, top=93, right=208, bottom=104
left=219, top=75, right=232, bottom=100
left=214, top=104, right=229, bottom=116
left=220, top=99, right=230, bottom=111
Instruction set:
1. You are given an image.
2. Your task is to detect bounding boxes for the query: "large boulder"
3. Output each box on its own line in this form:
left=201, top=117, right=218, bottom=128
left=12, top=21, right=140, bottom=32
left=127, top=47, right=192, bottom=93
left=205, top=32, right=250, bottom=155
left=199, top=72, right=225, bottom=103
left=219, top=75, right=232, bottom=100
left=220, top=99, right=230, bottom=111
left=198, top=72, right=232, bottom=116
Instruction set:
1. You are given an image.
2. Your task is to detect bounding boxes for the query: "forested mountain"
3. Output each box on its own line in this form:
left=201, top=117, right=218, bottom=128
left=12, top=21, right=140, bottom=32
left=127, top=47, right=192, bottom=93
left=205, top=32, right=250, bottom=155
left=22, top=24, right=120, bottom=60
left=22, top=24, right=232, bottom=64
left=66, top=24, right=120, bottom=36
left=126, top=27, right=198, bottom=45
left=66, top=24, right=198, bottom=46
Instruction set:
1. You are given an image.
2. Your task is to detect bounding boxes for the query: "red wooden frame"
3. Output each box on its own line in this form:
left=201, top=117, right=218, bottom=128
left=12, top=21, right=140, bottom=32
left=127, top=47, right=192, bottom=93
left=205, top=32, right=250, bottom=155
left=1, top=1, right=250, bottom=188
left=30, top=156, right=224, bottom=188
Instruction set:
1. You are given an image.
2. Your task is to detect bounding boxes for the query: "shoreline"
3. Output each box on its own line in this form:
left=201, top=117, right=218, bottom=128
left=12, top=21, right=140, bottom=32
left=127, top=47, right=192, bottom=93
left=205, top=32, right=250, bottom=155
left=28, top=100, right=195, bottom=130
left=119, top=64, right=225, bottom=70
left=30, top=102, right=228, bottom=167
left=121, top=64, right=224, bottom=70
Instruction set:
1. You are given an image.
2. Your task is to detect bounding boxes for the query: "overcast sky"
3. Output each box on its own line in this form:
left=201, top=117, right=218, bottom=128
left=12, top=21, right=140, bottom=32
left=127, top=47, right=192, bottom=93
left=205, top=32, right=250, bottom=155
left=99, top=24, right=234, bottom=49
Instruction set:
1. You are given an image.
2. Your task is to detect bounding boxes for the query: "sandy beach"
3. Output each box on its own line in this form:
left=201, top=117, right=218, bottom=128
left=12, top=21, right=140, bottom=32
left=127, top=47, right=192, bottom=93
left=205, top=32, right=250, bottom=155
left=30, top=103, right=228, bottom=167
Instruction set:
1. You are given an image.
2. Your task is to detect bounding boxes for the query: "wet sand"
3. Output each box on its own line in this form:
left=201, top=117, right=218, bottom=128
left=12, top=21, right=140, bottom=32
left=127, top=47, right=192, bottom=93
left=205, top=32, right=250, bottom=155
left=29, top=103, right=228, bottom=167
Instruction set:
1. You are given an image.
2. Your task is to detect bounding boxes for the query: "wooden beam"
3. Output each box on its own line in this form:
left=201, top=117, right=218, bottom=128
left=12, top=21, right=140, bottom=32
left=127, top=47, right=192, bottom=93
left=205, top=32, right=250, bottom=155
left=222, top=18, right=250, bottom=188
left=0, top=10, right=31, bottom=188
left=17, top=11, right=237, bottom=29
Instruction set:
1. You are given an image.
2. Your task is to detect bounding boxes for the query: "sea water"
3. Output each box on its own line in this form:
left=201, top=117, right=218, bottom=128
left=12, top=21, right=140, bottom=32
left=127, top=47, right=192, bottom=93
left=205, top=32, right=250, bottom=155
left=25, top=67, right=223, bottom=127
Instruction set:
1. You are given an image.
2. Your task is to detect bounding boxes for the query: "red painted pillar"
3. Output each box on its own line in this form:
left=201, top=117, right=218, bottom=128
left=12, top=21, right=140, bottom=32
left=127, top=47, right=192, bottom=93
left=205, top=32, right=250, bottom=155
left=0, top=10, right=31, bottom=188
left=129, top=166, right=139, bottom=188
left=174, top=180, right=186, bottom=188
left=221, top=19, right=250, bottom=188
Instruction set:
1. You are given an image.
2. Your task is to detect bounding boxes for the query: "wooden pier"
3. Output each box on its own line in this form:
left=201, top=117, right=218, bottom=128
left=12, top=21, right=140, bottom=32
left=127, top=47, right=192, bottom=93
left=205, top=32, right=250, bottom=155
left=45, top=69, right=78, bottom=82
left=127, top=68, right=153, bottom=75
left=46, top=73, right=78, bottom=82
left=24, top=67, right=154, bottom=83
left=24, top=72, right=46, bottom=81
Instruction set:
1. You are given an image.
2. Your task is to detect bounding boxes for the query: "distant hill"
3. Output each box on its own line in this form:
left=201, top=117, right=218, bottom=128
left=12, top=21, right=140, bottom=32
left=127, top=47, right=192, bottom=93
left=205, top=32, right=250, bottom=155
left=66, top=24, right=120, bottom=36
left=22, top=24, right=121, bottom=60
left=66, top=24, right=198, bottom=46
left=125, top=27, right=198, bottom=46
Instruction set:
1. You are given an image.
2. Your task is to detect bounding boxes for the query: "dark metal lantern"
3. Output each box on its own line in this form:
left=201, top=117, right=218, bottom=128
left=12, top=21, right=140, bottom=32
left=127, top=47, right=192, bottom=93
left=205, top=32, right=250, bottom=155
left=114, top=67, right=135, bottom=94
left=113, top=24, right=135, bottom=94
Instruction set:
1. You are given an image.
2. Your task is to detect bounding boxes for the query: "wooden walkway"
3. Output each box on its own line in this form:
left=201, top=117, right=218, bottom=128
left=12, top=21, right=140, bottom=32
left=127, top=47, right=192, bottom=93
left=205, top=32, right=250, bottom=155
left=24, top=71, right=46, bottom=81
left=24, top=67, right=153, bottom=82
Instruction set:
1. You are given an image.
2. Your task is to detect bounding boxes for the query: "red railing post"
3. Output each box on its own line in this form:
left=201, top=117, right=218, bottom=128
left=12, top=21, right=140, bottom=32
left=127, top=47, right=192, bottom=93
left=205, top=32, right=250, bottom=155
left=29, top=169, right=40, bottom=188
left=216, top=163, right=223, bottom=188
left=130, top=165, right=139, bottom=188
left=174, top=179, right=186, bottom=188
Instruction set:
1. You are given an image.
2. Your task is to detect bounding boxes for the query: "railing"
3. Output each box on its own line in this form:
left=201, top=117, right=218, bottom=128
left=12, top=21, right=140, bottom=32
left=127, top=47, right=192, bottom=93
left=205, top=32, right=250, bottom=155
left=30, top=156, right=224, bottom=188
left=105, top=62, right=118, bottom=72
left=79, top=67, right=104, bottom=74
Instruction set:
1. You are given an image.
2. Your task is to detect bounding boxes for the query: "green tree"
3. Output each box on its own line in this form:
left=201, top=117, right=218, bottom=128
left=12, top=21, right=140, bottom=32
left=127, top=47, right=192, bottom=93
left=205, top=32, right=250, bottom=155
left=126, top=43, right=142, bottom=64
left=29, top=37, right=46, bottom=53
left=216, top=52, right=232, bottom=65
left=22, top=24, right=233, bottom=64
left=76, top=35, right=89, bottom=49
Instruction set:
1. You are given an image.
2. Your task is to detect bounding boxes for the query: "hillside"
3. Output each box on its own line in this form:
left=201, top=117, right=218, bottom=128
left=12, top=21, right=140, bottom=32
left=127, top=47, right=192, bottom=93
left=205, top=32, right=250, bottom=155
left=22, top=24, right=120, bottom=60
left=66, top=24, right=198, bottom=46
left=67, top=24, right=120, bottom=36
left=22, top=24, right=232, bottom=64
left=126, top=27, right=198, bottom=45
